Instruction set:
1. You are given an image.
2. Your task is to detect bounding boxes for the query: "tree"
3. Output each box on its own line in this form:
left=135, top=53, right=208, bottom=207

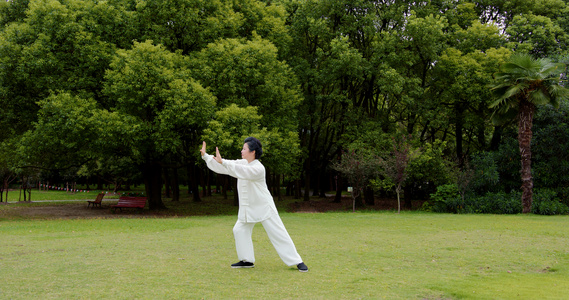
left=506, top=13, right=568, bottom=58
left=376, top=135, right=419, bottom=213
left=0, top=139, right=17, bottom=202
left=332, top=149, right=381, bottom=212
left=133, top=0, right=241, bottom=54
left=192, top=36, right=302, bottom=200
left=489, top=54, right=569, bottom=213
left=0, top=0, right=118, bottom=197
left=102, top=40, right=216, bottom=209
left=190, top=36, right=301, bottom=132
left=283, top=0, right=374, bottom=200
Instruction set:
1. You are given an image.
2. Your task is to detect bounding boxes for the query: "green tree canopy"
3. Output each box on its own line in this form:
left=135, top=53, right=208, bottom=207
left=102, top=40, right=216, bottom=209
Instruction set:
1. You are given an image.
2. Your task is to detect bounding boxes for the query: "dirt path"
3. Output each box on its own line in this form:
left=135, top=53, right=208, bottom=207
left=1, top=197, right=424, bottom=220
left=0, top=202, right=152, bottom=219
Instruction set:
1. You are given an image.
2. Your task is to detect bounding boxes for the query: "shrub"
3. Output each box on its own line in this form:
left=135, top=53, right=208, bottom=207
left=558, top=187, right=569, bottom=207
left=428, top=184, right=462, bottom=213
left=428, top=185, right=523, bottom=214
left=428, top=185, right=569, bottom=215
left=531, top=189, right=569, bottom=215
left=469, top=191, right=522, bottom=214
left=121, top=192, right=145, bottom=197
left=407, top=141, right=453, bottom=199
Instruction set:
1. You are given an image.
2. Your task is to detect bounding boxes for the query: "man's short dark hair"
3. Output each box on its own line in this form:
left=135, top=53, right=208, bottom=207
left=244, top=137, right=263, bottom=159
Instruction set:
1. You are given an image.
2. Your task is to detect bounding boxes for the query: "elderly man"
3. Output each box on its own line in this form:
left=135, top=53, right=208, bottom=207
left=200, top=137, right=308, bottom=272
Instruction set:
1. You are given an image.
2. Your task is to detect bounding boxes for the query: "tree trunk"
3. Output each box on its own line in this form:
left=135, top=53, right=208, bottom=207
left=312, top=171, right=319, bottom=198
left=489, top=125, right=503, bottom=151
left=186, top=161, right=201, bottom=202
left=295, top=179, right=301, bottom=199
left=518, top=100, right=535, bottom=213
left=364, top=186, right=374, bottom=206
left=222, top=174, right=229, bottom=199
left=171, top=168, right=180, bottom=202
left=266, top=169, right=273, bottom=195
left=303, top=159, right=311, bottom=201
left=275, top=173, right=282, bottom=201
left=333, top=173, right=342, bottom=203
left=201, top=168, right=208, bottom=198
left=285, top=178, right=292, bottom=196
left=455, top=102, right=464, bottom=165
left=207, top=170, right=212, bottom=196
left=163, top=167, right=171, bottom=198
left=318, top=169, right=327, bottom=198
left=232, top=177, right=239, bottom=206
left=142, top=160, right=166, bottom=210
left=334, top=188, right=342, bottom=203
left=396, top=185, right=402, bottom=214
left=3, top=177, right=11, bottom=202
left=26, top=185, right=31, bottom=202
left=404, top=185, right=413, bottom=209
left=354, top=190, right=364, bottom=209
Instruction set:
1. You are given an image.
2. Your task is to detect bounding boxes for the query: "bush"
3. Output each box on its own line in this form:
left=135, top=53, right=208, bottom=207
left=428, top=184, right=462, bottom=213
left=531, top=189, right=569, bottom=215
left=469, top=191, right=522, bottom=214
left=407, top=141, right=453, bottom=200
left=428, top=185, right=568, bottom=215
left=558, top=187, right=569, bottom=207
left=428, top=185, right=522, bottom=214
left=121, top=192, right=145, bottom=197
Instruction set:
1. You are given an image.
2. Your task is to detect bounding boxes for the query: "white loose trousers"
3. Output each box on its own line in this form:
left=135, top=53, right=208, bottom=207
left=233, top=213, right=303, bottom=267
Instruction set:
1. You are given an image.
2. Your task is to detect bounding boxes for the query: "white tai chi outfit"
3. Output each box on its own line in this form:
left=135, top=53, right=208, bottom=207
left=202, top=153, right=303, bottom=266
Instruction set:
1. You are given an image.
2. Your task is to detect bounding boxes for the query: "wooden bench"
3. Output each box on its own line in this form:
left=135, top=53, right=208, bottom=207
left=111, top=196, right=147, bottom=212
left=87, top=193, right=105, bottom=208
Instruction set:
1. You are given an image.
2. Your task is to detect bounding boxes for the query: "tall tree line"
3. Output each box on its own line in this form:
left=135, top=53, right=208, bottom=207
left=1, top=0, right=568, bottom=209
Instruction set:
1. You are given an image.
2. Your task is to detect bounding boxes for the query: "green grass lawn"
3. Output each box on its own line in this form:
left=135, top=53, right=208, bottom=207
left=1, top=211, right=568, bottom=299
left=1, top=189, right=121, bottom=202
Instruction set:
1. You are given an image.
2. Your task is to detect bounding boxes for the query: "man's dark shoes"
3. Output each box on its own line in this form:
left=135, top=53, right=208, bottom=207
left=297, top=262, right=308, bottom=272
left=231, top=261, right=254, bottom=268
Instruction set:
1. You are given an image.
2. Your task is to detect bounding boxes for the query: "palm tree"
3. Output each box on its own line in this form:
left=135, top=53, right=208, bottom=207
left=489, top=54, right=569, bottom=213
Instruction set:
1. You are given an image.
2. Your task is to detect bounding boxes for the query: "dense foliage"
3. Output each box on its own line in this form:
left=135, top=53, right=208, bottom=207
left=1, top=0, right=569, bottom=213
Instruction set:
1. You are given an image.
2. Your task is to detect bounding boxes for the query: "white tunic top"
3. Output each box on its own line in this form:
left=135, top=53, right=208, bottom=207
left=202, top=153, right=278, bottom=223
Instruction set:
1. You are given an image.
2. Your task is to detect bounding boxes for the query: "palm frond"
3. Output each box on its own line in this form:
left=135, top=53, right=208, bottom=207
left=490, top=106, right=518, bottom=126
left=501, top=54, right=537, bottom=74
left=488, top=53, right=569, bottom=123
left=528, top=89, right=550, bottom=106
left=489, top=97, right=507, bottom=109
left=503, top=83, right=526, bottom=99
left=549, top=84, right=569, bottom=98
left=540, top=62, right=564, bottom=77
left=548, top=85, right=569, bottom=109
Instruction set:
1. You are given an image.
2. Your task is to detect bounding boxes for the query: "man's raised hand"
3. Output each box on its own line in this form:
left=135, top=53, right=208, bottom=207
left=200, top=141, right=207, bottom=156
left=214, top=147, right=223, bottom=164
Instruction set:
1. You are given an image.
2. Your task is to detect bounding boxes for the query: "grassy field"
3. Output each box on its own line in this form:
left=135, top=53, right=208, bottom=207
left=1, top=189, right=121, bottom=202
left=1, top=209, right=568, bottom=299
